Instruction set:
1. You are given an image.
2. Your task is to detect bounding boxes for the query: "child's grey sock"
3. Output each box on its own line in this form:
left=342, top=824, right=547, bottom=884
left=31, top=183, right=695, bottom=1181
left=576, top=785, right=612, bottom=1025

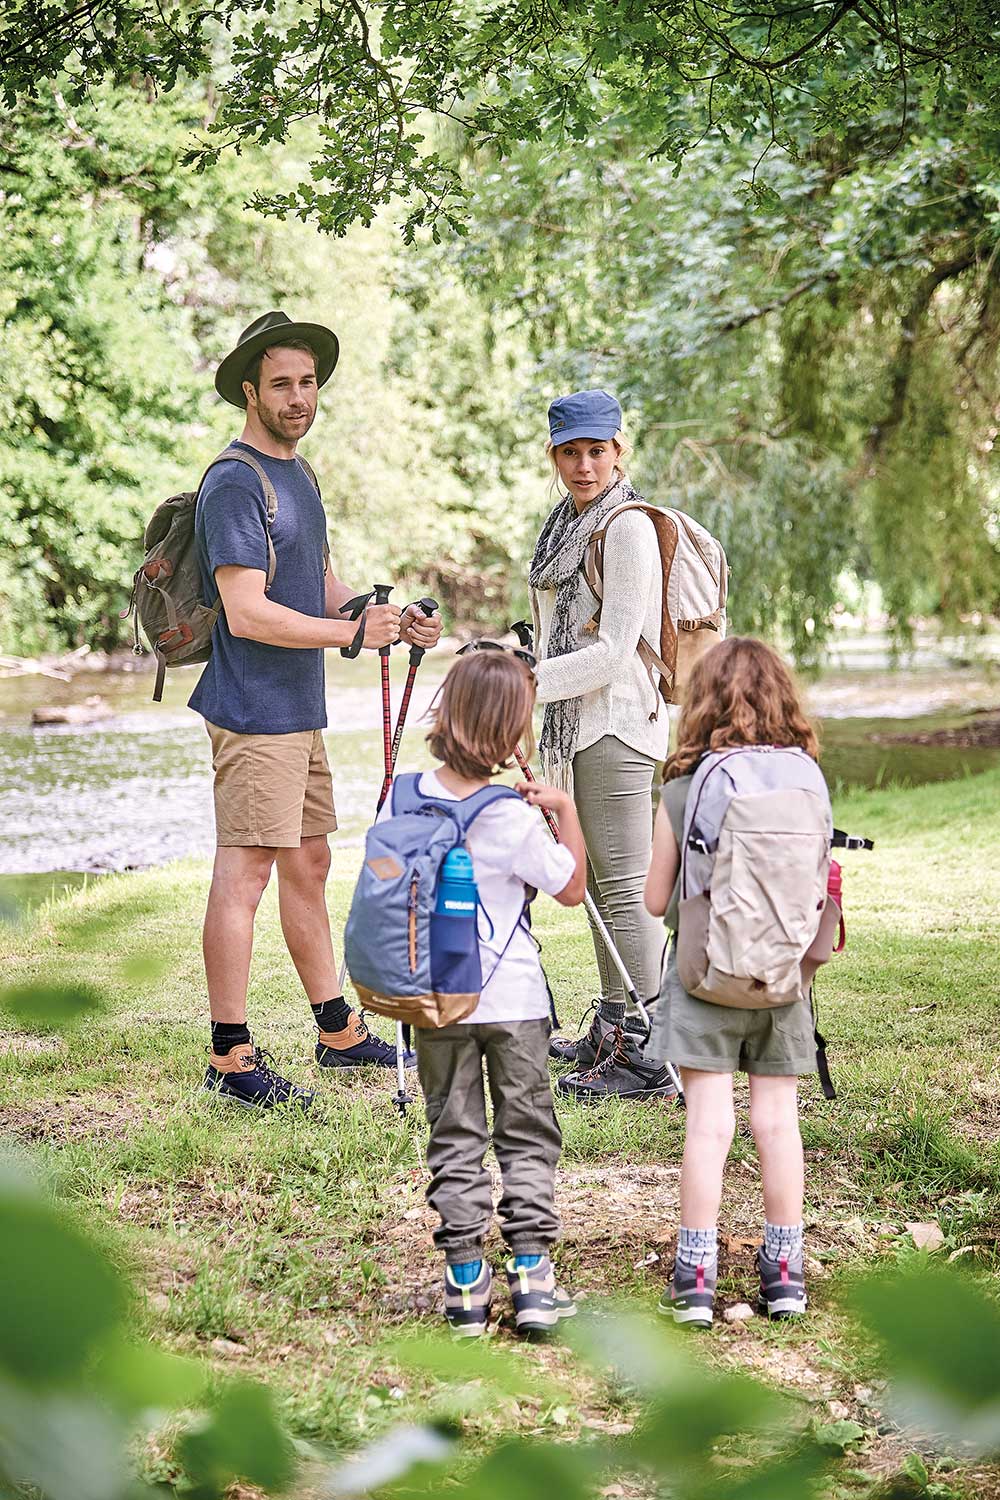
left=763, top=1221, right=804, bottom=1262
left=599, top=1000, right=627, bottom=1024
left=676, top=1226, right=718, bottom=1270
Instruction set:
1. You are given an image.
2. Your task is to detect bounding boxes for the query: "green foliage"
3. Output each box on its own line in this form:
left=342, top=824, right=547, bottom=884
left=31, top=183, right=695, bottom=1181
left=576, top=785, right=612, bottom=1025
left=0, top=1150, right=292, bottom=1499
left=3, top=1, right=999, bottom=240
left=853, top=1263, right=1000, bottom=1451
left=0, top=980, right=104, bottom=1030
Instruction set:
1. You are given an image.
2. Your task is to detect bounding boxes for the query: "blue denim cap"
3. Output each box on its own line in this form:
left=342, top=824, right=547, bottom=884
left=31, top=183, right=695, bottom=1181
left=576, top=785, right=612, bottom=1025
left=548, top=389, right=622, bottom=446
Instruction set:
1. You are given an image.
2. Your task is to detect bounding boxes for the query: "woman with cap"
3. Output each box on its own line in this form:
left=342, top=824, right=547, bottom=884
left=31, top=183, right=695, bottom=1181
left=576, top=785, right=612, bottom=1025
left=529, top=389, right=674, bottom=1105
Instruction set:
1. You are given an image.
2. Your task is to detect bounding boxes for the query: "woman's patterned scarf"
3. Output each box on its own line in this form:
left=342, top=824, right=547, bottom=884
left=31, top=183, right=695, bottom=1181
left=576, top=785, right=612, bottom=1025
left=528, top=473, right=641, bottom=784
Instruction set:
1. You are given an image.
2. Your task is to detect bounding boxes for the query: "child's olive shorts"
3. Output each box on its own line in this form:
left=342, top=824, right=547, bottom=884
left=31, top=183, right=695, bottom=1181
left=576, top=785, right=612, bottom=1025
left=652, top=947, right=817, bottom=1077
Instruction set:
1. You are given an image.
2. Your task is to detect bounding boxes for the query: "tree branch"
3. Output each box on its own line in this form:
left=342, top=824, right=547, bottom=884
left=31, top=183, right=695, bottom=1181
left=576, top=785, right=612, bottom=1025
left=864, top=249, right=978, bottom=468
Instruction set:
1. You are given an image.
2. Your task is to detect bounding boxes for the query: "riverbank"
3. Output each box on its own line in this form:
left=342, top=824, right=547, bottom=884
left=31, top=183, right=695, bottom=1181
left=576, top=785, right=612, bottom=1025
left=3, top=769, right=1000, bottom=1496
left=4, top=648, right=1000, bottom=881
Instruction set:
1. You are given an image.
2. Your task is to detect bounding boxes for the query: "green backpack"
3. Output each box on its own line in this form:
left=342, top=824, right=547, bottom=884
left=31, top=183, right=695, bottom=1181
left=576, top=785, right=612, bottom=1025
left=122, top=449, right=319, bottom=701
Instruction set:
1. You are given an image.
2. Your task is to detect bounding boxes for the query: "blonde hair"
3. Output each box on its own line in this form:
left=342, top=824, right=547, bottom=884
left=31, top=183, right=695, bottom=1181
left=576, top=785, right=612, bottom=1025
left=545, top=430, right=632, bottom=493
left=664, top=637, right=820, bottom=782
left=427, top=652, right=537, bottom=780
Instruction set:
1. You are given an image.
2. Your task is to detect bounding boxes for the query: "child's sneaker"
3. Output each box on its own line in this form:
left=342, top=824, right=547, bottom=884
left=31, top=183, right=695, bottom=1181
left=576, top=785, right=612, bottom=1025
left=658, top=1260, right=716, bottom=1328
left=443, top=1262, right=493, bottom=1337
left=315, top=1010, right=416, bottom=1070
left=756, top=1248, right=808, bottom=1318
left=203, top=1043, right=314, bottom=1111
left=505, top=1256, right=576, bottom=1335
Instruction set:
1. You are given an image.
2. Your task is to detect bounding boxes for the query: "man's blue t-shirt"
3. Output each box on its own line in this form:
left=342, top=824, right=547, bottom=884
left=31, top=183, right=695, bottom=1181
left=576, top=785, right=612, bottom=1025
left=188, top=441, right=329, bottom=734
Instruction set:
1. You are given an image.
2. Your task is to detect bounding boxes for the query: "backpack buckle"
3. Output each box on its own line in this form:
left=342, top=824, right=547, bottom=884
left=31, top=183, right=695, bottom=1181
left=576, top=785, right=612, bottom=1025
left=142, top=558, right=173, bottom=582
left=156, top=622, right=193, bottom=652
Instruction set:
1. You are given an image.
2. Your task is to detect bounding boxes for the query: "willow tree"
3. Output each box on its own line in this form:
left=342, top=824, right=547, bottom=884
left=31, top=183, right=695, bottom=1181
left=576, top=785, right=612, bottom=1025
left=3, top=0, right=999, bottom=649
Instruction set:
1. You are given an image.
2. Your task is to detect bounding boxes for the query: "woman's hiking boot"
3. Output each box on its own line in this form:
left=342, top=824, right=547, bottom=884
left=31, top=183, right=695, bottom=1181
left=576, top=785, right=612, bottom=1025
left=505, top=1256, right=576, bottom=1335
left=658, top=1260, right=716, bottom=1328
left=549, top=1000, right=613, bottom=1068
left=316, top=1010, right=416, bottom=1070
left=556, top=1027, right=678, bottom=1103
left=443, top=1262, right=493, bottom=1337
left=756, top=1249, right=808, bottom=1318
left=549, top=1002, right=650, bottom=1069
left=203, top=1042, right=314, bottom=1111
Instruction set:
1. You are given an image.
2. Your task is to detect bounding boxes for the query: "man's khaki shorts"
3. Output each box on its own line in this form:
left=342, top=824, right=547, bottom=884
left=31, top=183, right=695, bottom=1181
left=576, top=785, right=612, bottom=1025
left=205, top=722, right=338, bottom=848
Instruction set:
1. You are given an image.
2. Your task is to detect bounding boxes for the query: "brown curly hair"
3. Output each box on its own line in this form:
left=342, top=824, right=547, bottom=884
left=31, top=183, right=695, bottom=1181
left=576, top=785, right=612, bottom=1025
left=427, top=651, right=537, bottom=780
left=664, top=637, right=819, bottom=781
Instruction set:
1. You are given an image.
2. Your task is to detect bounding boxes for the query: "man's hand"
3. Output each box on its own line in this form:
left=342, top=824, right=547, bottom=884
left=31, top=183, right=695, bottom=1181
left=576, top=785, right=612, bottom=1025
left=399, top=603, right=443, bottom=649
left=362, top=603, right=402, bottom=649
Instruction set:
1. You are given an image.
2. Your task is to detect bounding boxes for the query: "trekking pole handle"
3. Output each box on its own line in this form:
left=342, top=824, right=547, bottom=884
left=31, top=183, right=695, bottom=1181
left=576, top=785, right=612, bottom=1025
left=407, top=596, right=439, bottom=666
left=373, top=583, right=395, bottom=658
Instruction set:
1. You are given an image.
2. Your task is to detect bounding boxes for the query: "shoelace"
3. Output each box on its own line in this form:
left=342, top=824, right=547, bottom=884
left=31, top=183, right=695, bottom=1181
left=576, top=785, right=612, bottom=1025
left=573, top=1026, right=628, bottom=1083
left=250, top=1047, right=293, bottom=1089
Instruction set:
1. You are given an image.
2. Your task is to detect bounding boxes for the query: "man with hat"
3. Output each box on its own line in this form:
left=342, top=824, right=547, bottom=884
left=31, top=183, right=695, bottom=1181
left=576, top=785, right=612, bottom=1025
left=192, top=311, right=442, bottom=1110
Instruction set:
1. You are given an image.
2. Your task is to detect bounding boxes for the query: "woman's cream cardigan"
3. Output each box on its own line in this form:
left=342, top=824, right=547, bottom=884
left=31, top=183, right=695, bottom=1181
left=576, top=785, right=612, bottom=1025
left=531, top=508, right=670, bottom=767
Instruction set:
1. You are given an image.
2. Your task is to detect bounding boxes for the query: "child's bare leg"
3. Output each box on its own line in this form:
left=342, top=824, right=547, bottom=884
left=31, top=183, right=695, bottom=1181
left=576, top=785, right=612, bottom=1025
left=679, top=1068, right=736, bottom=1227
left=747, top=1074, right=803, bottom=1224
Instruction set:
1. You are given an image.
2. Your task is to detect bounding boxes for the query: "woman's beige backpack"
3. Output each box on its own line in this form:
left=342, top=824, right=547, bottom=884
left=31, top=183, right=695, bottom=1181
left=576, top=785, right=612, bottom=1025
left=584, top=505, right=729, bottom=708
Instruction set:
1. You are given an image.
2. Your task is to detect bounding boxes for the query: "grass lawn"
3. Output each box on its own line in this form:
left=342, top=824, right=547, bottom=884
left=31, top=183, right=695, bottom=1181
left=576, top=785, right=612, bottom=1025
left=3, top=767, right=1000, bottom=1497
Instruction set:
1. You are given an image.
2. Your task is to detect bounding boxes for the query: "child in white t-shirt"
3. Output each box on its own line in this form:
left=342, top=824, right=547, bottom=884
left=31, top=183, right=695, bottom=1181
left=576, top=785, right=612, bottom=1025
left=404, top=646, right=586, bottom=1337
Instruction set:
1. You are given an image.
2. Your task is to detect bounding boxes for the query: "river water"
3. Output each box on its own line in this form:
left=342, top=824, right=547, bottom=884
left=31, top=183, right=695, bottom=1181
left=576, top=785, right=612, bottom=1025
left=2, top=647, right=999, bottom=896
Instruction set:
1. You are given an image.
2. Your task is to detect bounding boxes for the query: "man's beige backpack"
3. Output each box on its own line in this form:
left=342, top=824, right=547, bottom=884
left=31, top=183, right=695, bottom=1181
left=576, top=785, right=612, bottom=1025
left=584, top=505, right=729, bottom=708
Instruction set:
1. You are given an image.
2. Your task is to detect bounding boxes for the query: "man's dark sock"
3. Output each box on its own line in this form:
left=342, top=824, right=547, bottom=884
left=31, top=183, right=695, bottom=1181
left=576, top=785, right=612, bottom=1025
left=311, top=996, right=352, bottom=1033
left=211, top=1021, right=251, bottom=1056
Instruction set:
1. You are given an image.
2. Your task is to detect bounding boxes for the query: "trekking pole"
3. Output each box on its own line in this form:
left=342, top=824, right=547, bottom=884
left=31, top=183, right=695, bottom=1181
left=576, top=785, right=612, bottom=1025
left=336, top=582, right=414, bottom=1117
left=508, top=622, right=684, bottom=1100
left=513, top=744, right=684, bottom=1104
left=377, top=596, right=439, bottom=815
left=368, top=584, right=414, bottom=1116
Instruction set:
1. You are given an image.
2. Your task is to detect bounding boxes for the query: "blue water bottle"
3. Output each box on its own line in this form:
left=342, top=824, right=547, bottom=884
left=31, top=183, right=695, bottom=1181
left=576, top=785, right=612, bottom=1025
left=435, top=847, right=478, bottom=917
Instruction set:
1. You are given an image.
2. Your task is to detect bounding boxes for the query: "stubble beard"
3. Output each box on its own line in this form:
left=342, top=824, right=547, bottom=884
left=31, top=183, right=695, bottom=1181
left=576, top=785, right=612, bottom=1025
left=257, top=399, right=316, bottom=447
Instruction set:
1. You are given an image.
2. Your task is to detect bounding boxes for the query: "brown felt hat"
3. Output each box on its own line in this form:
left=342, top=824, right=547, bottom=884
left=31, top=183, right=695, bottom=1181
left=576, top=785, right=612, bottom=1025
left=214, top=309, right=340, bottom=409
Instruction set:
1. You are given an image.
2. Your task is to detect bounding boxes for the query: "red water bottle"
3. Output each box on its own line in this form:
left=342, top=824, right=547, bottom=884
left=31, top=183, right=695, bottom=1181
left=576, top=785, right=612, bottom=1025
left=827, top=859, right=846, bottom=953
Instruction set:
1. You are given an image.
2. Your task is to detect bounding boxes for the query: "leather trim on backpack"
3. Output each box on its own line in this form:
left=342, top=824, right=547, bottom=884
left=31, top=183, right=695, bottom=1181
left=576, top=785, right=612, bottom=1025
left=584, top=503, right=680, bottom=715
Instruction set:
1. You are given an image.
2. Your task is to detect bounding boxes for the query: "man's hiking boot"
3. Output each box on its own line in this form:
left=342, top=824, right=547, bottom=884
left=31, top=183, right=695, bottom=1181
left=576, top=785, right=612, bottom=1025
left=557, top=1027, right=678, bottom=1104
left=203, top=1042, right=314, bottom=1112
left=505, top=1256, right=576, bottom=1335
left=316, top=1010, right=416, bottom=1070
left=549, top=1001, right=651, bottom=1069
left=658, top=1260, right=716, bottom=1329
left=756, top=1248, right=808, bottom=1319
left=443, top=1262, right=493, bottom=1338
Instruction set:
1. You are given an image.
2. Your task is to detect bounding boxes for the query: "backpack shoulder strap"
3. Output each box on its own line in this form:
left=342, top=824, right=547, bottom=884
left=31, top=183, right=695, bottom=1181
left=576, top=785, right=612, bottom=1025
left=583, top=503, right=678, bottom=713
left=389, top=776, right=519, bottom=830
left=295, top=455, right=320, bottom=494
left=387, top=773, right=429, bottom=819
left=293, top=454, right=331, bottom=573
left=200, top=449, right=279, bottom=591
left=583, top=502, right=663, bottom=603
left=451, top=784, right=521, bottom=835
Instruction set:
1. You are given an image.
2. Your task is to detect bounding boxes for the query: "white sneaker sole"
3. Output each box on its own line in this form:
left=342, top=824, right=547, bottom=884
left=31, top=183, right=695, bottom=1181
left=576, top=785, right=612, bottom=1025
left=662, top=1303, right=713, bottom=1328
left=515, top=1303, right=576, bottom=1332
left=759, top=1297, right=807, bottom=1318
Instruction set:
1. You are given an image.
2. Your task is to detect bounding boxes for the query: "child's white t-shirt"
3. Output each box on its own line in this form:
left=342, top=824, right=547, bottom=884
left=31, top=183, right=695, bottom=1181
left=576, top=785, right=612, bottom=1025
left=388, top=770, right=576, bottom=1025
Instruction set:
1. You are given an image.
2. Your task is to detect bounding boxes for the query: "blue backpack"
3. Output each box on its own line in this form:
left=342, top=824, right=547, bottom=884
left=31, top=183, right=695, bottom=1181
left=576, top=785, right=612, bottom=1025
left=344, top=774, right=523, bottom=1029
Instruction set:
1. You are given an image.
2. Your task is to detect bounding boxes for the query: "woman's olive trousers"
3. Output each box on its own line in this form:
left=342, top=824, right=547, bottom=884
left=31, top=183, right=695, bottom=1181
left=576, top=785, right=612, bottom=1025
left=572, top=734, right=665, bottom=1012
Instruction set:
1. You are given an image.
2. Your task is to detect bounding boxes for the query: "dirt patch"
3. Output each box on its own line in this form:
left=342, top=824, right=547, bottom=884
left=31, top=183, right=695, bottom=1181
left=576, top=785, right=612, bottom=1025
left=0, top=1030, right=65, bottom=1058
left=0, top=1092, right=152, bottom=1144
left=871, top=708, right=1000, bottom=748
